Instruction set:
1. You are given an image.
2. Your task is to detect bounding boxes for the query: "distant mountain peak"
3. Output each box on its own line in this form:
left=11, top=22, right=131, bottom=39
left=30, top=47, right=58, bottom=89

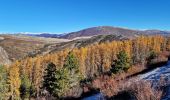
left=60, top=26, right=140, bottom=39
left=23, top=26, right=170, bottom=39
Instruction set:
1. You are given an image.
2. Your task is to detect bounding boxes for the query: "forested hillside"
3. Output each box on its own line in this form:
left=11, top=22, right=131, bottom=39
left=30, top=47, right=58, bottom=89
left=1, top=35, right=170, bottom=99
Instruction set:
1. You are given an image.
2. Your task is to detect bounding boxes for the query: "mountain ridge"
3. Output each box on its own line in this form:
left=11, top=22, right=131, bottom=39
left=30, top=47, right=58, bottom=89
left=23, top=26, right=170, bottom=39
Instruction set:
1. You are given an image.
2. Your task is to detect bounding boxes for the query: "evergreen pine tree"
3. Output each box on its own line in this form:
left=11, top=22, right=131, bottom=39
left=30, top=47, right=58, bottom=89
left=54, top=52, right=82, bottom=97
left=63, top=52, right=79, bottom=71
left=63, top=52, right=82, bottom=86
left=111, top=51, right=130, bottom=73
left=43, top=63, right=57, bottom=96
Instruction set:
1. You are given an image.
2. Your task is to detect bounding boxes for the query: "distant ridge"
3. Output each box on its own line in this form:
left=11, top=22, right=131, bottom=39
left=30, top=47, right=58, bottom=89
left=23, top=26, right=170, bottom=39
left=26, top=33, right=65, bottom=38
left=60, top=26, right=141, bottom=39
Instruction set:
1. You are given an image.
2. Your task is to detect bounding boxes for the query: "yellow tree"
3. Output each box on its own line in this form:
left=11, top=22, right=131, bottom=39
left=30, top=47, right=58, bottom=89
left=8, top=61, right=21, bottom=99
left=122, top=40, right=132, bottom=59
left=94, top=44, right=103, bottom=75
left=146, top=36, right=152, bottom=53
left=132, top=36, right=142, bottom=64
left=57, top=49, right=70, bottom=68
left=24, top=58, right=34, bottom=80
left=99, top=43, right=112, bottom=72
left=84, top=45, right=97, bottom=77
left=109, top=41, right=118, bottom=62
left=166, top=37, right=170, bottom=51
left=32, top=57, right=42, bottom=97
left=73, top=47, right=87, bottom=77
left=152, top=35, right=163, bottom=53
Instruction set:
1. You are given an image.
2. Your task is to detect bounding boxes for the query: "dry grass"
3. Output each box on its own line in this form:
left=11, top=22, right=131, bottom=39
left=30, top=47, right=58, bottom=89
left=0, top=35, right=70, bottom=61
left=92, top=75, right=119, bottom=96
left=0, top=35, right=45, bottom=61
left=126, top=64, right=145, bottom=76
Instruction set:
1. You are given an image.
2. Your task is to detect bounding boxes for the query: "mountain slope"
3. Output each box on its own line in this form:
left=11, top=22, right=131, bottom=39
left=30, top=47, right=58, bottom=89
left=33, top=34, right=128, bottom=56
left=59, top=26, right=170, bottom=39
left=24, top=26, right=170, bottom=39
left=0, top=35, right=69, bottom=62
left=143, top=30, right=170, bottom=36
left=1, top=26, right=170, bottom=64
left=60, top=26, right=140, bottom=39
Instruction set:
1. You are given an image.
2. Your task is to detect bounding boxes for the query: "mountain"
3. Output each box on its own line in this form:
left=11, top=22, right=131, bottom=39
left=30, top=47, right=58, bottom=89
left=1, top=26, right=170, bottom=65
left=0, top=32, right=128, bottom=64
left=60, top=26, right=141, bottom=39
left=28, top=33, right=65, bottom=38
left=143, top=30, right=170, bottom=36
left=24, top=26, right=170, bottom=39
left=60, top=26, right=170, bottom=39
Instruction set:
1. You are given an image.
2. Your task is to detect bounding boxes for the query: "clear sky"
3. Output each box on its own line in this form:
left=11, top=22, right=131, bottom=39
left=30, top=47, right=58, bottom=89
left=0, top=0, right=170, bottom=33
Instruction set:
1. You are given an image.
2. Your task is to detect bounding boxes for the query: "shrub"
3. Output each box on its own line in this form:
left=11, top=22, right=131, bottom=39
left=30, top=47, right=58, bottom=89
left=127, top=81, right=163, bottom=100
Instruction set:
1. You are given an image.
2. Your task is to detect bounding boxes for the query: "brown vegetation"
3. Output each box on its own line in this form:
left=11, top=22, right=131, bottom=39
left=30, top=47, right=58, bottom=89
left=88, top=74, right=163, bottom=100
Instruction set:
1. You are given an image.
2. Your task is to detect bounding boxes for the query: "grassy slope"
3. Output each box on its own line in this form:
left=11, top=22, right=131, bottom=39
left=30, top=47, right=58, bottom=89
left=0, top=35, right=69, bottom=61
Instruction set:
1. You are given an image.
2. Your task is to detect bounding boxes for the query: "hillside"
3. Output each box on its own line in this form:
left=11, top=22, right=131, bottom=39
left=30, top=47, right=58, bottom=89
left=0, top=33, right=130, bottom=64
left=31, top=34, right=129, bottom=56
left=60, top=26, right=140, bottom=39
left=1, top=26, right=170, bottom=64
left=29, top=26, right=170, bottom=39
left=143, top=30, right=170, bottom=36
left=0, top=35, right=69, bottom=64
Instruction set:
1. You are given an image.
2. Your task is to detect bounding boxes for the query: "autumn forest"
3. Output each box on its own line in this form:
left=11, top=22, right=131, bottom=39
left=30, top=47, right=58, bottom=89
left=0, top=35, right=170, bottom=99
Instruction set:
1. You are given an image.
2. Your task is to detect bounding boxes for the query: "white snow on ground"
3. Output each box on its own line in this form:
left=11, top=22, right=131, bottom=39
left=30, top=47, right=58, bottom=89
left=139, top=61, right=170, bottom=100
left=139, top=61, right=170, bottom=81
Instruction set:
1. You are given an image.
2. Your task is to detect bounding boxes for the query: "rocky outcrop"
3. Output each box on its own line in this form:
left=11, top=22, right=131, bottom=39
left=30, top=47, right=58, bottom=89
left=0, top=46, right=11, bottom=65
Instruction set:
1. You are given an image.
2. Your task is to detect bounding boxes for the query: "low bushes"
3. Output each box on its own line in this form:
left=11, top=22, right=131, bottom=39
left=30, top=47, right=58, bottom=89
left=87, top=75, right=163, bottom=100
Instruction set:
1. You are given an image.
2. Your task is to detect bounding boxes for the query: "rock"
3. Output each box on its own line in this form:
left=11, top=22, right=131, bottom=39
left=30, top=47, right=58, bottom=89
left=0, top=37, right=4, bottom=40
left=0, top=46, right=11, bottom=65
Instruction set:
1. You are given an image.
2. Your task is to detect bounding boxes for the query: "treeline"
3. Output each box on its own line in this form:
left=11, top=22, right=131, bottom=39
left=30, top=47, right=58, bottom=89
left=1, top=35, right=170, bottom=99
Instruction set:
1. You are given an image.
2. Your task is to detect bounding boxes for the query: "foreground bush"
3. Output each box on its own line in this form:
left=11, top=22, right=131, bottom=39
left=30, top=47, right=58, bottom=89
left=126, top=81, right=163, bottom=100
left=91, top=74, right=163, bottom=100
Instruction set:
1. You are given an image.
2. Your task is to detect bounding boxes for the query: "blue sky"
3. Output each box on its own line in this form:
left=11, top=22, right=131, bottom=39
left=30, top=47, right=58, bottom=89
left=0, top=0, right=170, bottom=33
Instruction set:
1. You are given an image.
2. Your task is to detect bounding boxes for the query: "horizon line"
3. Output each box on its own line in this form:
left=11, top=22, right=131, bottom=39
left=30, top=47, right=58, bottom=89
left=0, top=26, right=169, bottom=34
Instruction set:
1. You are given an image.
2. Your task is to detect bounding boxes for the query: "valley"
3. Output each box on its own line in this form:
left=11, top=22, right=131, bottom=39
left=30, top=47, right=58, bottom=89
left=0, top=34, right=69, bottom=64
left=0, top=26, right=170, bottom=100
